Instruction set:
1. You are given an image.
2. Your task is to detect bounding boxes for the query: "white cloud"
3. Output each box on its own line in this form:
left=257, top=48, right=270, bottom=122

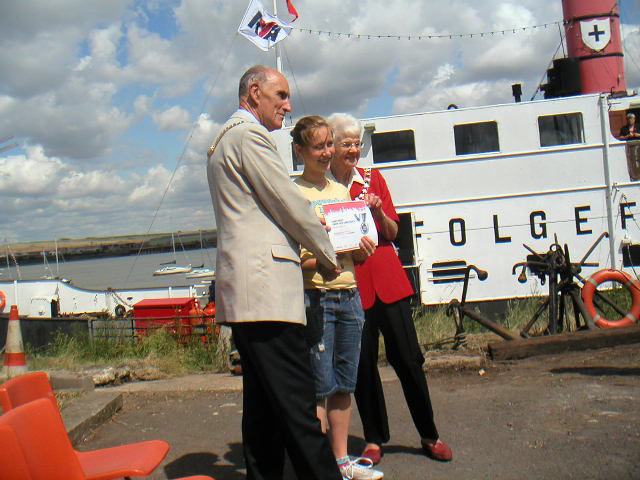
left=133, top=95, right=152, bottom=117
left=152, top=105, right=191, bottom=131
left=0, top=148, right=64, bottom=195
left=128, top=165, right=173, bottom=203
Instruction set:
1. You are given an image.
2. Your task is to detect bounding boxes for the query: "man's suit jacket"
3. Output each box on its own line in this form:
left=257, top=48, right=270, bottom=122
left=207, top=109, right=337, bottom=324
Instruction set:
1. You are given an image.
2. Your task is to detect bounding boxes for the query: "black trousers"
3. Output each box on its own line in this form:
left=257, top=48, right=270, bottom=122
left=354, top=297, right=439, bottom=445
left=231, top=322, right=342, bottom=480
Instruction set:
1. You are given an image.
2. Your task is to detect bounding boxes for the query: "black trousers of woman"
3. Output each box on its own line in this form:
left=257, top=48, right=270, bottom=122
left=354, top=297, right=439, bottom=445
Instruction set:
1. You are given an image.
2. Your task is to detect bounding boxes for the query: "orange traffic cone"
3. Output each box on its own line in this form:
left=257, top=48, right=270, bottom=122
left=2, top=305, right=28, bottom=378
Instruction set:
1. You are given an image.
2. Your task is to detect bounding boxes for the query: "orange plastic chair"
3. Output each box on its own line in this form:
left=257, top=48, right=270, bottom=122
left=0, top=424, right=33, bottom=479
left=0, top=371, right=58, bottom=414
left=0, top=422, right=213, bottom=480
left=0, top=398, right=170, bottom=480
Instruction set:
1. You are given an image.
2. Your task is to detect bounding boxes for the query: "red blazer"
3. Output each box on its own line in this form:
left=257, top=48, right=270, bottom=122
left=350, top=167, right=414, bottom=310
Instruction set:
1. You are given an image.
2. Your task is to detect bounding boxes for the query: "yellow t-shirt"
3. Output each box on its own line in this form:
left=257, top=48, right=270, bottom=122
left=294, top=176, right=357, bottom=290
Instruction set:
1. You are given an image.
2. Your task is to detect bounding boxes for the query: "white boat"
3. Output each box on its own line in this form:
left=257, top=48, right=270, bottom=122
left=39, top=250, right=68, bottom=282
left=184, top=231, right=215, bottom=278
left=152, top=232, right=192, bottom=276
left=0, top=278, right=204, bottom=317
left=153, top=264, right=193, bottom=276
left=270, top=0, right=640, bottom=306
left=185, top=267, right=215, bottom=279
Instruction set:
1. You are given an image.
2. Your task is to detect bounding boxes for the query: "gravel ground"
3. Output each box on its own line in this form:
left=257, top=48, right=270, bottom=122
left=80, top=343, right=640, bottom=480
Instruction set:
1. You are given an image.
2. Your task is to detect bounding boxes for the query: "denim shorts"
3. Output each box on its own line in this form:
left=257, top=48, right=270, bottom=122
left=304, top=288, right=365, bottom=399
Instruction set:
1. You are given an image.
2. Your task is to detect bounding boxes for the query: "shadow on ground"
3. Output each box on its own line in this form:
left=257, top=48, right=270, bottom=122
left=550, top=366, right=640, bottom=376
left=164, top=443, right=245, bottom=479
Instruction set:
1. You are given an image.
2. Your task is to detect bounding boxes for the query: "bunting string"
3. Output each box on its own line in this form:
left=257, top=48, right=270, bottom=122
left=291, top=20, right=567, bottom=41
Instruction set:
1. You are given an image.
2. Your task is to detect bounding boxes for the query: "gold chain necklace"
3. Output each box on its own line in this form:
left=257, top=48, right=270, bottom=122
left=207, top=121, right=246, bottom=159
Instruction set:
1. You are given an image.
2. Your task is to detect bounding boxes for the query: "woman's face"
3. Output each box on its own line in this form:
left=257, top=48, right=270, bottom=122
left=296, top=126, right=334, bottom=176
left=332, top=129, right=362, bottom=173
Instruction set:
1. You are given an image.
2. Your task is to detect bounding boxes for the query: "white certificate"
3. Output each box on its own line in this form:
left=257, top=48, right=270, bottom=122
left=322, top=200, right=378, bottom=253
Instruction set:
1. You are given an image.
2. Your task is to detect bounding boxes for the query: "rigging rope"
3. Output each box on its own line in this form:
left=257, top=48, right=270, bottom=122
left=281, top=43, right=307, bottom=118
left=123, top=34, right=239, bottom=285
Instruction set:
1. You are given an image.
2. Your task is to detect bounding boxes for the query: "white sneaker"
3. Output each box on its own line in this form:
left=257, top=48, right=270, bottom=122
left=339, top=457, right=384, bottom=480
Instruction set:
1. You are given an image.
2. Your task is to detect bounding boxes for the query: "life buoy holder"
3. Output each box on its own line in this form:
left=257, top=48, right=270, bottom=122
left=581, top=269, right=640, bottom=328
left=0, top=290, right=5, bottom=312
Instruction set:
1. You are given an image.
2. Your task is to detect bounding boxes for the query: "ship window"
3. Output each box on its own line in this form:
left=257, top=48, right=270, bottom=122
left=371, top=130, right=416, bottom=164
left=454, top=121, right=499, bottom=155
left=538, top=113, right=584, bottom=146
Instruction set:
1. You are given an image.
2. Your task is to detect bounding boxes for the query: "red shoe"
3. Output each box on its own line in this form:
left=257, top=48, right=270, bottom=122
left=361, top=446, right=383, bottom=465
left=421, top=439, right=452, bottom=462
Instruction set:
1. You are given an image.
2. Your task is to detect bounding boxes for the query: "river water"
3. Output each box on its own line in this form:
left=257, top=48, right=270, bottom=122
left=0, top=248, right=217, bottom=290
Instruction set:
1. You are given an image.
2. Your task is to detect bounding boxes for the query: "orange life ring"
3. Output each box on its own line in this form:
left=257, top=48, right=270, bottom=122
left=581, top=269, right=640, bottom=328
left=0, top=290, right=5, bottom=312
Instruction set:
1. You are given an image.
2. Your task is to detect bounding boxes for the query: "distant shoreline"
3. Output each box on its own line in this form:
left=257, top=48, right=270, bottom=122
left=2, top=230, right=218, bottom=266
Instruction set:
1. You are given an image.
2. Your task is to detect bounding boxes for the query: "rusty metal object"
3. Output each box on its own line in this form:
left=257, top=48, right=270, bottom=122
left=513, top=233, right=612, bottom=337
left=445, top=233, right=627, bottom=344
left=446, top=265, right=518, bottom=343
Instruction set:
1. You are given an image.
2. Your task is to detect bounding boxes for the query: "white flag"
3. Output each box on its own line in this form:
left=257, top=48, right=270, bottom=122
left=238, top=0, right=292, bottom=52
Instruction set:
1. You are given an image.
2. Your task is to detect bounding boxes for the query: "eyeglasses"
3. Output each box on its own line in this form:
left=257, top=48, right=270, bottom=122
left=338, top=141, right=363, bottom=149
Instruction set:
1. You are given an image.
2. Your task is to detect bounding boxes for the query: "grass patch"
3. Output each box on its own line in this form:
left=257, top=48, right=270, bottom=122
left=27, top=327, right=230, bottom=377
left=55, top=390, right=86, bottom=410
left=25, top=286, right=636, bottom=376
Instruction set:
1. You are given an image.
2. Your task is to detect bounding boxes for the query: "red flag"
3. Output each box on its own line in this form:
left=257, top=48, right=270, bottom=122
left=286, top=0, right=299, bottom=22
left=258, top=18, right=277, bottom=38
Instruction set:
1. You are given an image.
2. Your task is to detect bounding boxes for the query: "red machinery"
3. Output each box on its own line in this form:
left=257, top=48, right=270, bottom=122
left=133, top=297, right=217, bottom=342
left=133, top=298, right=198, bottom=339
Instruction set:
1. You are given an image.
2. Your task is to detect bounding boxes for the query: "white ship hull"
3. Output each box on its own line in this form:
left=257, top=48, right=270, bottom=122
left=0, top=279, right=203, bottom=317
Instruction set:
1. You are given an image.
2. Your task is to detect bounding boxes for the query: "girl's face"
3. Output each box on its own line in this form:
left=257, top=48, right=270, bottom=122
left=296, top=126, right=335, bottom=176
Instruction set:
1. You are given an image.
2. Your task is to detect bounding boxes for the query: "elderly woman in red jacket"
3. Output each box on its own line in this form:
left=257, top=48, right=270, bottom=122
left=327, top=113, right=452, bottom=465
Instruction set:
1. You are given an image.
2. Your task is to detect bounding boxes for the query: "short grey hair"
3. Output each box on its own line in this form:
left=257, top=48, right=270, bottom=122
left=327, top=113, right=362, bottom=141
left=239, top=65, right=269, bottom=99
left=628, top=112, right=636, bottom=119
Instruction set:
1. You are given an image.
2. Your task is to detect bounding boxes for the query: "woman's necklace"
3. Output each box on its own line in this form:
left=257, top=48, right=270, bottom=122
left=356, top=168, right=372, bottom=200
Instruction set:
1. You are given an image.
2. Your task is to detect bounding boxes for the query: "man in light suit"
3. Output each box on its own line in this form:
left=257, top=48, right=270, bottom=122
left=207, top=65, right=343, bottom=480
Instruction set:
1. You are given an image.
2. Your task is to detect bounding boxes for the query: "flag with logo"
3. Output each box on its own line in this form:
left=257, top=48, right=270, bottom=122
left=238, top=0, right=298, bottom=51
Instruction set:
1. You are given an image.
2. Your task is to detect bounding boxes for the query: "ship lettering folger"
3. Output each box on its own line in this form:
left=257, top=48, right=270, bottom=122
left=445, top=202, right=637, bottom=247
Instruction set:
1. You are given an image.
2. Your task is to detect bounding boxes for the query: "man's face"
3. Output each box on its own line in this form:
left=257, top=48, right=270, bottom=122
left=253, top=72, right=292, bottom=131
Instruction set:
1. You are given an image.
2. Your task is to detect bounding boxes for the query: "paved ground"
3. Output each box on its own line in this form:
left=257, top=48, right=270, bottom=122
left=78, top=345, right=640, bottom=480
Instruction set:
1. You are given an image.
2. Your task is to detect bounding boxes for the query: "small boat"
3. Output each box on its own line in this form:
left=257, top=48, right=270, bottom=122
left=185, top=267, right=216, bottom=279
left=40, top=249, right=70, bottom=283
left=153, top=232, right=192, bottom=276
left=184, top=231, right=216, bottom=279
left=153, top=264, right=192, bottom=276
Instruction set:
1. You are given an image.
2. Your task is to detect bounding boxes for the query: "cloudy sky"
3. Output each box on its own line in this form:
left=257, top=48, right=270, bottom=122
left=1, top=0, right=639, bottom=243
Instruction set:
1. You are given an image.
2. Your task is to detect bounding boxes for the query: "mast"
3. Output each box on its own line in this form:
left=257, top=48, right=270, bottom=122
left=273, top=0, right=283, bottom=73
left=55, top=239, right=59, bottom=275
